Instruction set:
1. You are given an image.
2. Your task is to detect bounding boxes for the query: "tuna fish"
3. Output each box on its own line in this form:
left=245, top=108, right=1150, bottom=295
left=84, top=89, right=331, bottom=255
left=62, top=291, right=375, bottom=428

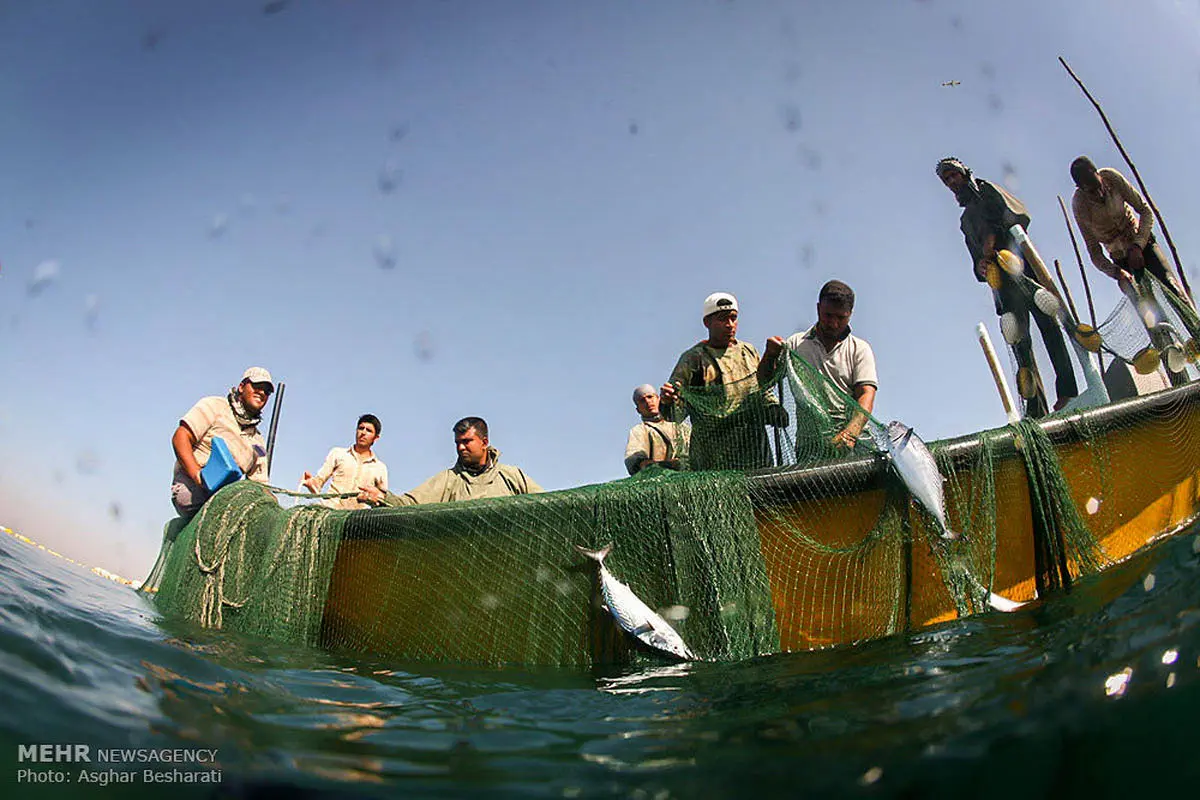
left=575, top=544, right=697, bottom=661
left=870, top=420, right=1027, bottom=613
left=869, top=420, right=960, bottom=542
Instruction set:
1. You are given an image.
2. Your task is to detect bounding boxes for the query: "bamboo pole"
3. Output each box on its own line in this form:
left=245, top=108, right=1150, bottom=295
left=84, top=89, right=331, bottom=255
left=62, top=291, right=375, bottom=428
left=1058, top=56, right=1195, bottom=305
left=976, top=323, right=1021, bottom=424
left=1053, top=258, right=1082, bottom=323
left=1058, top=195, right=1104, bottom=372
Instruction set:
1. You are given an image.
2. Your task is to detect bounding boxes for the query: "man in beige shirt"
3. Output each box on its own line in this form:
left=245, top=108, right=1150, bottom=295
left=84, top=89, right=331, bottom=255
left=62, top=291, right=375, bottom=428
left=660, top=292, right=786, bottom=472
left=302, top=414, right=389, bottom=510
left=1071, top=156, right=1196, bottom=384
left=359, top=417, right=542, bottom=507
left=1070, top=156, right=1189, bottom=306
left=624, top=384, right=690, bottom=475
left=170, top=366, right=274, bottom=518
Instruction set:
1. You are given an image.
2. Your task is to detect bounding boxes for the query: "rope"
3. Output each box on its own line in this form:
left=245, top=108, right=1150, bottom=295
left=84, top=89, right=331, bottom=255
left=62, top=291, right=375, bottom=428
left=265, top=484, right=360, bottom=500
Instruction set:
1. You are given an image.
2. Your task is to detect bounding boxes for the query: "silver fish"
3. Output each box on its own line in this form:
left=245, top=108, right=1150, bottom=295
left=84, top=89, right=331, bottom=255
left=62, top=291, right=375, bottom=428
left=575, top=544, right=697, bottom=660
left=870, top=420, right=959, bottom=541
left=870, top=420, right=1027, bottom=613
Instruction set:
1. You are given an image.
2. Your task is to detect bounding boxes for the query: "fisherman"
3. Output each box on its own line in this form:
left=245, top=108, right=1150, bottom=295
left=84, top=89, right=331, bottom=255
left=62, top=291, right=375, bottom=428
left=936, top=156, right=1078, bottom=417
left=301, top=414, right=389, bottom=509
left=1070, top=156, right=1195, bottom=383
left=1069, top=157, right=1190, bottom=305
left=660, top=292, right=787, bottom=471
left=624, top=384, right=690, bottom=475
left=170, top=367, right=273, bottom=519
left=761, top=280, right=877, bottom=451
left=359, top=416, right=542, bottom=506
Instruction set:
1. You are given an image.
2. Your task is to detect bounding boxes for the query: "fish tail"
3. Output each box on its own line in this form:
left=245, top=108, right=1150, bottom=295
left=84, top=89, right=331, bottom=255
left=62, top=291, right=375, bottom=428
left=940, top=527, right=963, bottom=542
left=987, top=592, right=1026, bottom=613
left=574, top=543, right=613, bottom=564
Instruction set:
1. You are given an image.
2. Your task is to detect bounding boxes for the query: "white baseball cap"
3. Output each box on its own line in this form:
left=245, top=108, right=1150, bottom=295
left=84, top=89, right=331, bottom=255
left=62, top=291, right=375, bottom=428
left=702, top=292, right=739, bottom=320
left=241, top=366, right=274, bottom=389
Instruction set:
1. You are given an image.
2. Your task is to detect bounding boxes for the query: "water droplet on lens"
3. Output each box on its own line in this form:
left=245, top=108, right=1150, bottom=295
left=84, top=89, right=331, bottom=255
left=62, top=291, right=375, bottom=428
left=28, top=260, right=60, bottom=296
left=378, top=161, right=402, bottom=194
left=208, top=214, right=229, bottom=239
left=414, top=330, right=435, bottom=361
left=780, top=104, right=801, bottom=133
left=660, top=605, right=690, bottom=621
left=76, top=450, right=100, bottom=475
left=799, top=242, right=817, bottom=269
left=142, top=28, right=164, bottom=52
left=373, top=235, right=397, bottom=269
left=84, top=294, right=100, bottom=329
left=1163, top=648, right=1179, bottom=665
left=859, top=766, right=883, bottom=786
left=1086, top=497, right=1101, bottom=515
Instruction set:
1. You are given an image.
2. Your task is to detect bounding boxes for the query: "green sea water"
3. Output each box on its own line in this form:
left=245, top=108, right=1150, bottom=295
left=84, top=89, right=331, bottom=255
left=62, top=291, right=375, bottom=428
left=2, top=524, right=1200, bottom=799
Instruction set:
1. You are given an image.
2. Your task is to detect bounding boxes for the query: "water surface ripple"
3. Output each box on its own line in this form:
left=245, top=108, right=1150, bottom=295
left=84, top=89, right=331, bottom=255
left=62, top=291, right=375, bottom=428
left=2, top=527, right=1200, bottom=798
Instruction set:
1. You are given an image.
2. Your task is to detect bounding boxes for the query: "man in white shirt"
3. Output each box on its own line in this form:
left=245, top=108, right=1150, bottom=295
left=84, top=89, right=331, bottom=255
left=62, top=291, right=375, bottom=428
left=762, top=280, right=877, bottom=451
left=302, top=414, right=389, bottom=509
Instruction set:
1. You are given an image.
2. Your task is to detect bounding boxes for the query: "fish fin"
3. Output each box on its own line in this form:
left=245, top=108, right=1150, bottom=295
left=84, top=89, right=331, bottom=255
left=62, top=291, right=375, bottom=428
left=630, top=622, right=654, bottom=636
left=574, top=543, right=614, bottom=564
left=940, top=528, right=962, bottom=542
left=987, top=592, right=1026, bottom=613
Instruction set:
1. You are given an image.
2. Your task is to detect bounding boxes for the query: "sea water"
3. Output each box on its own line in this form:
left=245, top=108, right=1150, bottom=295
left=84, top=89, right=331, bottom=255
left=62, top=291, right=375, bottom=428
left=2, top=525, right=1200, bottom=798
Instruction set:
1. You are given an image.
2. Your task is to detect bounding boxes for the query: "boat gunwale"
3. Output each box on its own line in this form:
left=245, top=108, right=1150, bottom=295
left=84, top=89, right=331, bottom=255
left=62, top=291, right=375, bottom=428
left=748, top=380, right=1200, bottom=506
left=336, top=381, right=1200, bottom=539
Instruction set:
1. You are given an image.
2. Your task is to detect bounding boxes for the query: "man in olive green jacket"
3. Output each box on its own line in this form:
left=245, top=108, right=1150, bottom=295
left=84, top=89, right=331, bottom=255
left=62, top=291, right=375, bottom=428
left=660, top=292, right=786, bottom=471
left=358, top=416, right=542, bottom=507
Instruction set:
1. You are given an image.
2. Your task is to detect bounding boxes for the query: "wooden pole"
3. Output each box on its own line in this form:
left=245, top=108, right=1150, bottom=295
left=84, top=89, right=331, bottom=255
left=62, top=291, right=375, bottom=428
left=1058, top=56, right=1195, bottom=305
left=976, top=323, right=1021, bottom=424
left=1059, top=195, right=1104, bottom=373
left=1053, top=259, right=1082, bottom=324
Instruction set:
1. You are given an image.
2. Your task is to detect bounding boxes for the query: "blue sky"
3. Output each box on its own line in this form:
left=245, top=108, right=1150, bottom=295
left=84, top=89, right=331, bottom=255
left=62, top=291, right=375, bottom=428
left=3, top=0, right=1200, bottom=579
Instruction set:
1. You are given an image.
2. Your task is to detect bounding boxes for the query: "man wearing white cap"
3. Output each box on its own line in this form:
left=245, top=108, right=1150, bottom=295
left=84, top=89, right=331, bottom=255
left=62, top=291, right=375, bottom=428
left=660, top=292, right=785, bottom=471
left=170, top=366, right=274, bottom=518
left=624, top=384, right=690, bottom=475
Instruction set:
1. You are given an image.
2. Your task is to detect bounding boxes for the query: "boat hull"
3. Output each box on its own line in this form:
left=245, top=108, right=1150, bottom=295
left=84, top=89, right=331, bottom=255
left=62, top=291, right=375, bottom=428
left=318, top=383, right=1200, bottom=665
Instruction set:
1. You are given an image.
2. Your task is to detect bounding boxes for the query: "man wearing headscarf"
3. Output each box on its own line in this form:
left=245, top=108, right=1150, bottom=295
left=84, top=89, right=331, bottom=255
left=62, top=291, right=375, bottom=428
left=624, top=384, right=691, bottom=475
left=936, top=157, right=1077, bottom=417
left=170, top=366, right=274, bottom=518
